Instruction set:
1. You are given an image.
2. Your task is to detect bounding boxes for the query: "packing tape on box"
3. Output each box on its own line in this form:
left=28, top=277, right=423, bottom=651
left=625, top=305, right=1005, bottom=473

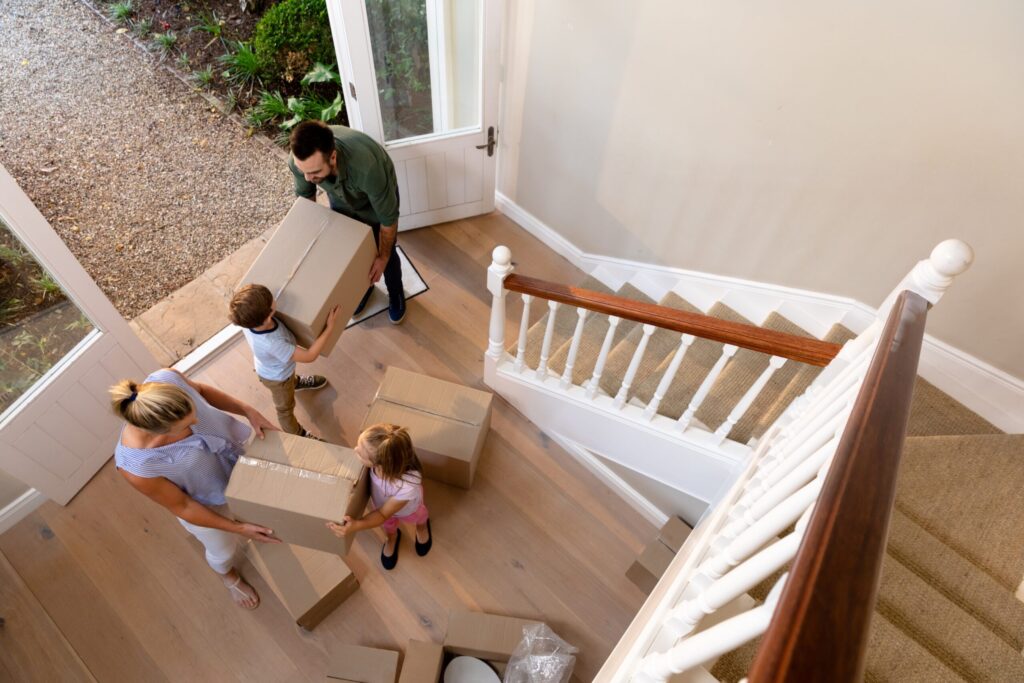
left=373, top=396, right=481, bottom=426
left=273, top=219, right=329, bottom=299
left=237, top=456, right=340, bottom=484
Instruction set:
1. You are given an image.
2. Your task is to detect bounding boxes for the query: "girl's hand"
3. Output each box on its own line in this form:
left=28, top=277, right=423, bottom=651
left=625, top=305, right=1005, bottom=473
left=325, top=305, right=340, bottom=331
left=237, top=522, right=281, bottom=543
left=326, top=516, right=356, bottom=537
left=244, top=407, right=279, bottom=440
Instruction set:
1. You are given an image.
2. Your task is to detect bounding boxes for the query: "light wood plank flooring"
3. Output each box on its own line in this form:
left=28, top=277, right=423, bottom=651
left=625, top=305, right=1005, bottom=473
left=0, top=211, right=655, bottom=682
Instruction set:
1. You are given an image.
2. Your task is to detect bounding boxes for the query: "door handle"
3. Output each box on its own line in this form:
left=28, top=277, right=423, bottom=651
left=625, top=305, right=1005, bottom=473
left=475, top=126, right=496, bottom=157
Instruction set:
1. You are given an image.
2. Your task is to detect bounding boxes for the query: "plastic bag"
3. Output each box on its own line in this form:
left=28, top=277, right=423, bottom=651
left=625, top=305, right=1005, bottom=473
left=503, top=623, right=578, bottom=683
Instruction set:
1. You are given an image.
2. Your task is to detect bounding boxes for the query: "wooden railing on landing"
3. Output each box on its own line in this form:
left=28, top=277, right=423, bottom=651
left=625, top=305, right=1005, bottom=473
left=503, top=274, right=843, bottom=366
left=747, top=289, right=929, bottom=683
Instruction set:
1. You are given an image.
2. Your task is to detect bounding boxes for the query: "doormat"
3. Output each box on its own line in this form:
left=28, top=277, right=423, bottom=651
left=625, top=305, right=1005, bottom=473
left=346, top=246, right=428, bottom=327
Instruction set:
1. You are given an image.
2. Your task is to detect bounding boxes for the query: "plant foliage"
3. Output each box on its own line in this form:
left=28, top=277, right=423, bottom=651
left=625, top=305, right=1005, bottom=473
left=252, top=0, right=334, bottom=80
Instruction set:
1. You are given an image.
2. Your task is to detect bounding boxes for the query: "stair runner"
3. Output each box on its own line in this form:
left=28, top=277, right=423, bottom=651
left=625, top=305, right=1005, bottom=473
left=507, top=276, right=1024, bottom=681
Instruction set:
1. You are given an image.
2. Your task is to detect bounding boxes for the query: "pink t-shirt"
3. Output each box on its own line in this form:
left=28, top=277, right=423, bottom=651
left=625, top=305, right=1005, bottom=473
left=369, top=469, right=424, bottom=518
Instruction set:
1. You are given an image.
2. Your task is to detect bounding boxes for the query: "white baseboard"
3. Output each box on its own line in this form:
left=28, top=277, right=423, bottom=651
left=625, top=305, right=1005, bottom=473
left=495, top=192, right=1024, bottom=433
left=0, top=489, right=45, bottom=535
left=545, top=431, right=669, bottom=528
left=174, top=324, right=243, bottom=376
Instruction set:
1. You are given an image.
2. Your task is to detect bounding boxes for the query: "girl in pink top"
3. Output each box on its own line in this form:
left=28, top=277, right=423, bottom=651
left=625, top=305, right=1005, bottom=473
left=327, top=423, right=432, bottom=570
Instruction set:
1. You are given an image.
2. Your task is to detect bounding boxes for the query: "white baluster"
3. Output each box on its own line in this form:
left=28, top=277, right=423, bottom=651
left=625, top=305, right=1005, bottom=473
left=486, top=246, right=513, bottom=361
left=560, top=307, right=589, bottom=389
left=643, top=334, right=695, bottom=420
left=664, top=532, right=801, bottom=639
left=586, top=316, right=620, bottom=399
left=677, top=344, right=739, bottom=431
left=513, top=294, right=533, bottom=373
left=614, top=324, right=656, bottom=409
left=715, top=355, right=788, bottom=443
left=535, top=300, right=560, bottom=381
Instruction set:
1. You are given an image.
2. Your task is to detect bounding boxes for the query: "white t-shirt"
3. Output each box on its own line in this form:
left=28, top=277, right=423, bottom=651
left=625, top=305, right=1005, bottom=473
left=242, top=318, right=296, bottom=382
left=370, top=469, right=424, bottom=518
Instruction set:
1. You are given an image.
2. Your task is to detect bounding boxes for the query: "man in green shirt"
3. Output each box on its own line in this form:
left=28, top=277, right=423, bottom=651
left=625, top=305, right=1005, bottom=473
left=289, top=121, right=405, bottom=324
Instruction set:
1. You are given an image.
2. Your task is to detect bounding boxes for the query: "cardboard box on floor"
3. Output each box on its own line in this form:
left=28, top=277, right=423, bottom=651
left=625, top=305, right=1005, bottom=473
left=226, top=431, right=369, bottom=555
left=625, top=516, right=692, bottom=594
left=362, top=367, right=493, bottom=489
left=247, top=541, right=358, bottom=630
left=658, top=516, right=692, bottom=553
left=239, top=197, right=376, bottom=356
left=327, top=644, right=399, bottom=683
left=327, top=610, right=544, bottom=683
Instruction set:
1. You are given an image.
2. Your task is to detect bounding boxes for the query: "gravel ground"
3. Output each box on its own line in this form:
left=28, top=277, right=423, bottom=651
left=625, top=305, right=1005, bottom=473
left=0, top=0, right=294, bottom=318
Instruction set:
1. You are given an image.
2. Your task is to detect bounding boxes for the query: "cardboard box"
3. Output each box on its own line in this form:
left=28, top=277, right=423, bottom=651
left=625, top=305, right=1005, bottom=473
left=363, top=367, right=493, bottom=489
left=626, top=538, right=675, bottom=595
left=240, top=197, right=376, bottom=356
left=658, top=516, right=693, bottom=553
left=396, top=641, right=443, bottom=683
left=226, top=431, right=369, bottom=555
left=246, top=541, right=358, bottom=630
left=327, top=644, right=399, bottom=683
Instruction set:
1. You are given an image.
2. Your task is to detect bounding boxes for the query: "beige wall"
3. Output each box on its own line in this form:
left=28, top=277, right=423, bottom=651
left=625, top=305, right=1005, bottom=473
left=499, top=0, right=1024, bottom=379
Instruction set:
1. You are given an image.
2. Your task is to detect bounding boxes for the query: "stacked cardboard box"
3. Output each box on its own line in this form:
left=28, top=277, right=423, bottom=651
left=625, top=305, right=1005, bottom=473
left=626, top=516, right=693, bottom=594
left=226, top=431, right=370, bottom=555
left=362, top=367, right=493, bottom=489
left=327, top=610, right=545, bottom=682
left=239, top=197, right=376, bottom=356
left=246, top=541, right=359, bottom=630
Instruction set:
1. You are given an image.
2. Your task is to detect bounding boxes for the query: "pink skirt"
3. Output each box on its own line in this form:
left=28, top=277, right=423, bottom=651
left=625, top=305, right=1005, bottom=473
left=381, top=503, right=430, bottom=534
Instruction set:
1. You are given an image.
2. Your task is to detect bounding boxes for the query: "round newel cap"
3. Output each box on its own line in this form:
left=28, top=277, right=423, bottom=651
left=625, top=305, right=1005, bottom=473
left=491, top=245, right=512, bottom=266
left=929, top=239, right=973, bottom=277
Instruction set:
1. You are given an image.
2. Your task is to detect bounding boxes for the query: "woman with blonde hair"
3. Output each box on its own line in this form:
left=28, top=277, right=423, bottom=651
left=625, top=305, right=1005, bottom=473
left=110, top=368, right=280, bottom=609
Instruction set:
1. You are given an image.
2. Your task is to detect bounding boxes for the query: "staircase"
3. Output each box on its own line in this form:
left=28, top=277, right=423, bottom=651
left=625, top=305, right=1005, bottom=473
left=482, top=240, right=1024, bottom=681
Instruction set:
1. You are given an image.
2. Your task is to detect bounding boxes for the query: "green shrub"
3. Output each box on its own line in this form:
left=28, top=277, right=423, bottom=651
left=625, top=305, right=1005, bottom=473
left=253, top=0, right=334, bottom=80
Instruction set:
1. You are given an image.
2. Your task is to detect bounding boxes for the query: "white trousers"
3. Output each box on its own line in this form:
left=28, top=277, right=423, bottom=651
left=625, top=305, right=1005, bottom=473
left=178, top=504, right=241, bottom=575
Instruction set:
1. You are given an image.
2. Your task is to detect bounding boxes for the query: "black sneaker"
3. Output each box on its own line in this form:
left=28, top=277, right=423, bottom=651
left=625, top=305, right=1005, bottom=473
left=353, top=286, right=374, bottom=316
left=297, top=427, right=326, bottom=442
left=388, top=296, right=406, bottom=325
left=295, top=375, right=327, bottom=391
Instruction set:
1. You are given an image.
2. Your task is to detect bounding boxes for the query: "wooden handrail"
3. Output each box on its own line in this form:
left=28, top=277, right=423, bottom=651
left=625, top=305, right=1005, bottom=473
left=746, top=290, right=928, bottom=683
left=503, top=274, right=842, bottom=366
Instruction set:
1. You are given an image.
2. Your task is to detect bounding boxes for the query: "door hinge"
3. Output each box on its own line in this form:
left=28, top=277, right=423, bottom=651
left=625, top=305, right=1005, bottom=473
left=348, top=82, right=357, bottom=100
left=475, top=126, right=497, bottom=157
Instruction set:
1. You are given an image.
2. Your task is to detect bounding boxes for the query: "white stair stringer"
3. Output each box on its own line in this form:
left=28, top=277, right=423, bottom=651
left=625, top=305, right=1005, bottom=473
left=485, top=355, right=751, bottom=510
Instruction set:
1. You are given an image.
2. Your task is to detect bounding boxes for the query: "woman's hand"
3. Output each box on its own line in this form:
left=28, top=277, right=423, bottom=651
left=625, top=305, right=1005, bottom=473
left=236, top=522, right=281, bottom=543
left=326, top=516, right=358, bottom=538
left=244, top=407, right=279, bottom=440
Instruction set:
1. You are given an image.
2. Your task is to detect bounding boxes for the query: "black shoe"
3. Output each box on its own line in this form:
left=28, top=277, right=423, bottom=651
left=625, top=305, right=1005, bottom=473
left=353, top=287, right=374, bottom=316
left=295, top=375, right=327, bottom=391
left=388, top=296, right=406, bottom=325
left=381, top=529, right=400, bottom=570
left=296, top=427, right=325, bottom=442
left=415, top=519, right=432, bottom=557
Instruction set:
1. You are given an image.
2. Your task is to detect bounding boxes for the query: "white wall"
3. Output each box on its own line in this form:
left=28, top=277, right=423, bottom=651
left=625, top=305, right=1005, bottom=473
left=499, top=0, right=1024, bottom=379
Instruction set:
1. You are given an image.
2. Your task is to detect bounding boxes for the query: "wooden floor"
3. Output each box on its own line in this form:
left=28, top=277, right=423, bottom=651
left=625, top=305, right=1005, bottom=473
left=0, top=211, right=655, bottom=682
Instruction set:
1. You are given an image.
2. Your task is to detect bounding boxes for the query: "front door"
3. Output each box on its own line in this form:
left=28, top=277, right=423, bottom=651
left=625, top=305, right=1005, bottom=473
left=0, top=164, right=156, bottom=506
left=327, top=0, right=501, bottom=230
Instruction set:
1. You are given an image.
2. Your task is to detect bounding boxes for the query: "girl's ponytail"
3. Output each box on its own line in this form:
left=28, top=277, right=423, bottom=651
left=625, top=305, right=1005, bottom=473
left=361, top=423, right=422, bottom=481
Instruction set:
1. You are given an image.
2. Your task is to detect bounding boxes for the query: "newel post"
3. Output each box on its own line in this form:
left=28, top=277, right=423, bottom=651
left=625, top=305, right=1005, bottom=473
left=487, top=245, right=514, bottom=361
left=878, top=239, right=974, bottom=316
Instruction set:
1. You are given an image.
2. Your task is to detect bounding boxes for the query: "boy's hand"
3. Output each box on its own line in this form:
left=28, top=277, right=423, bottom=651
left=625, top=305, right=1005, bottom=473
left=326, top=516, right=356, bottom=537
left=324, top=305, right=340, bottom=331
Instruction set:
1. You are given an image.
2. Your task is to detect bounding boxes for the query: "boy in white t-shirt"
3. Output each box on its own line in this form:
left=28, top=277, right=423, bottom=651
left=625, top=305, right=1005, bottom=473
left=229, top=284, right=339, bottom=439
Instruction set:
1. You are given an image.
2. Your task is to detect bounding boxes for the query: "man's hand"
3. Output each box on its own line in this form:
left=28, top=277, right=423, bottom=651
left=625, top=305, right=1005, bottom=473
left=244, top=408, right=280, bottom=440
left=237, top=522, right=281, bottom=543
left=368, top=256, right=388, bottom=284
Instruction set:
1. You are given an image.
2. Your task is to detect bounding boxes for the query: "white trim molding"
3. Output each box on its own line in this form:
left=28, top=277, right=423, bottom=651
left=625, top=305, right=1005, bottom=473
left=495, top=193, right=1024, bottom=434
left=0, top=489, right=45, bottom=535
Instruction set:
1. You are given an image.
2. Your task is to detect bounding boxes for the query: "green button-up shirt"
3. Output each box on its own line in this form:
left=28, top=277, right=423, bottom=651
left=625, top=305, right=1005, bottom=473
left=289, top=125, right=400, bottom=227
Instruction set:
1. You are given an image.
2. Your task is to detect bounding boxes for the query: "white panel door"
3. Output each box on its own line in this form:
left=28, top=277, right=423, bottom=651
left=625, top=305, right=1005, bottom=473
left=327, top=0, right=501, bottom=230
left=0, top=164, right=156, bottom=505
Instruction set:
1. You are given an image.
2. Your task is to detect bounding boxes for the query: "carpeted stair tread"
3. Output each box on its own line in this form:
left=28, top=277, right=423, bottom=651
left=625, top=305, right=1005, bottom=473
left=632, top=303, right=754, bottom=421
left=887, top=507, right=1024, bottom=650
left=875, top=552, right=1024, bottom=682
left=863, top=611, right=967, bottom=683
left=692, top=312, right=814, bottom=441
left=731, top=322, right=858, bottom=443
left=896, top=434, right=1024, bottom=590
left=601, top=292, right=704, bottom=402
left=907, top=377, right=1002, bottom=437
left=708, top=634, right=761, bottom=683
left=513, top=276, right=612, bottom=371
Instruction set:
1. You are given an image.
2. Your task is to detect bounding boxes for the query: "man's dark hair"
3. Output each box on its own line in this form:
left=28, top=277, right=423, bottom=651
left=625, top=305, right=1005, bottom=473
left=290, top=121, right=336, bottom=161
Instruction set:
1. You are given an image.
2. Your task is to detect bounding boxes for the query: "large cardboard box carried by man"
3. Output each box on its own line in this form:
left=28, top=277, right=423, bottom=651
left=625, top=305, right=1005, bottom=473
left=362, top=367, right=493, bottom=489
left=239, top=197, right=376, bottom=356
left=226, top=431, right=369, bottom=555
